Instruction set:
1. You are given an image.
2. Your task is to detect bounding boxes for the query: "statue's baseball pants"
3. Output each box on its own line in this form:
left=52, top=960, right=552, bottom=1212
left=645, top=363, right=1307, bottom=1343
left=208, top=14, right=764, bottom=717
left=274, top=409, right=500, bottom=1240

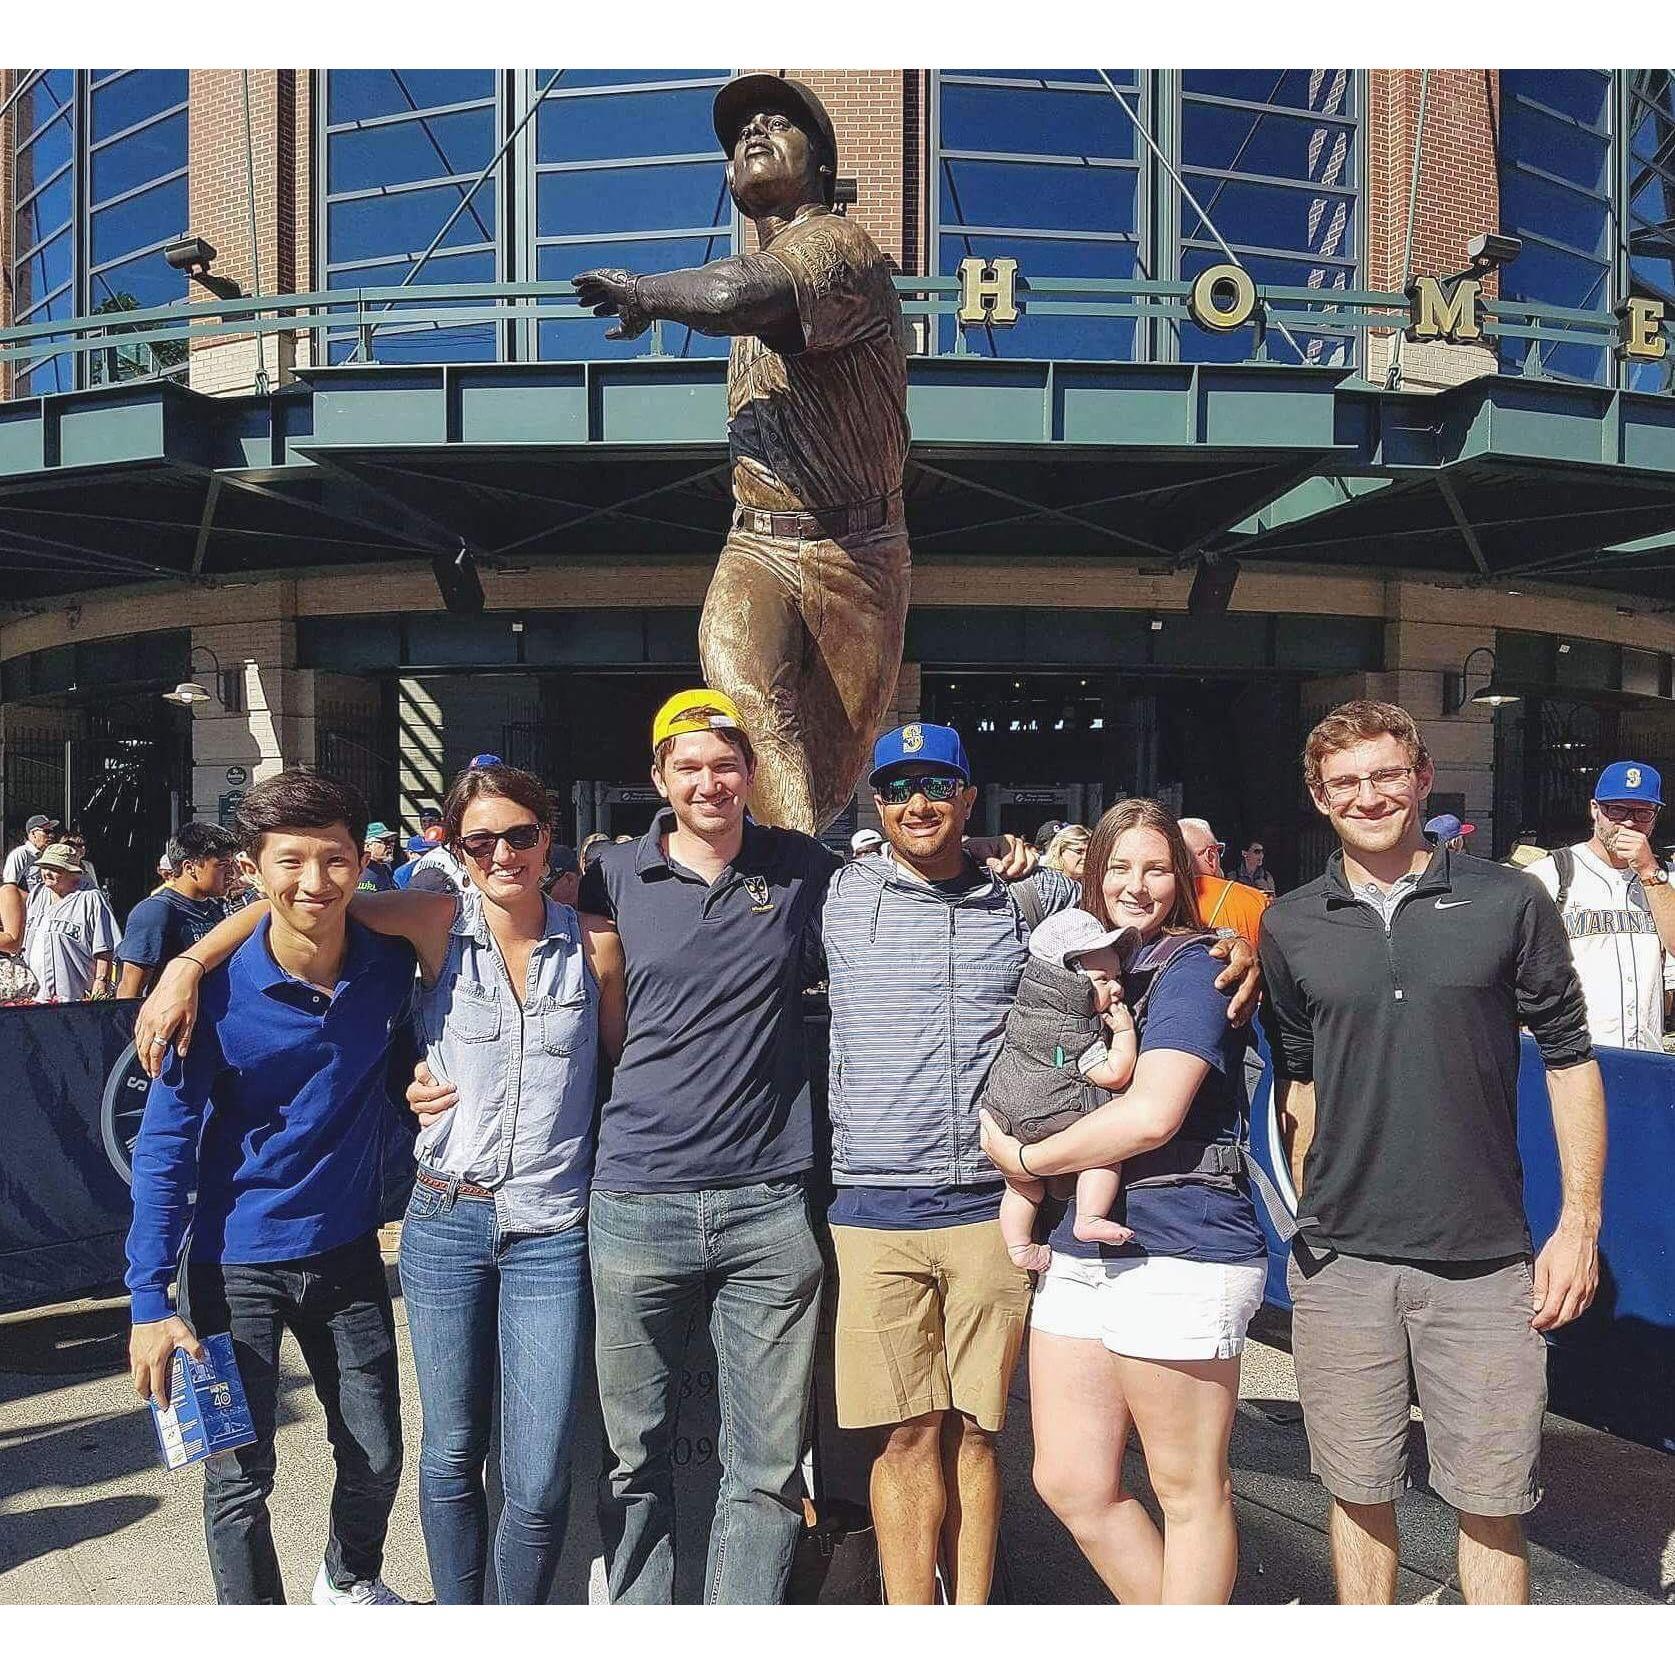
left=699, top=514, right=911, bottom=834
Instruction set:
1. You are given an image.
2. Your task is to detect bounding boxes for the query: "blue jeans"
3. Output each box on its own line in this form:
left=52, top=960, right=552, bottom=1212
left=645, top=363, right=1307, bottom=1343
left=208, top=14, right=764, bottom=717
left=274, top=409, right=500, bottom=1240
left=178, top=1232, right=402, bottom=1605
left=399, top=1186, right=590, bottom=1604
left=589, top=1179, right=824, bottom=1604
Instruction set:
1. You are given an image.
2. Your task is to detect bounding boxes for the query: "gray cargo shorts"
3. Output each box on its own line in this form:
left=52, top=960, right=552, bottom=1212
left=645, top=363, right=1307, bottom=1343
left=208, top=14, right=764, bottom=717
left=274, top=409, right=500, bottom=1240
left=1286, top=1248, right=1547, bottom=1517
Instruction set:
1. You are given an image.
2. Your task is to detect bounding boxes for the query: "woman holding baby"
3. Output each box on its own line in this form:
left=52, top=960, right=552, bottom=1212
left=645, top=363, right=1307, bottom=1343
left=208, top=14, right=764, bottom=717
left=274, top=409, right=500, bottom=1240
left=982, top=798, right=1267, bottom=1604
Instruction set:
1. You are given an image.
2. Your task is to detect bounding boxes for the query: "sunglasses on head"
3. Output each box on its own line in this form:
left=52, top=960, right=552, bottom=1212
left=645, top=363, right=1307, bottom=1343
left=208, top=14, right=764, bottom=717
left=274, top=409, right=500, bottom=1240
left=458, top=823, right=544, bottom=863
left=877, top=774, right=967, bottom=806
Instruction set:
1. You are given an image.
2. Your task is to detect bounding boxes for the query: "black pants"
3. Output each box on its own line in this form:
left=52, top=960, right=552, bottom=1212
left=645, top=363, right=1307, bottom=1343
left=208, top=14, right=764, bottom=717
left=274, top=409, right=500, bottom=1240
left=179, top=1232, right=404, bottom=1605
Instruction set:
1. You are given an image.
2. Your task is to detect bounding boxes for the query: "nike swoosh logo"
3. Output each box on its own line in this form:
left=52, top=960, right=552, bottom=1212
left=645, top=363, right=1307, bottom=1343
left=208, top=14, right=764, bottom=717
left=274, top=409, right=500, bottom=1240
left=1435, top=899, right=1473, bottom=909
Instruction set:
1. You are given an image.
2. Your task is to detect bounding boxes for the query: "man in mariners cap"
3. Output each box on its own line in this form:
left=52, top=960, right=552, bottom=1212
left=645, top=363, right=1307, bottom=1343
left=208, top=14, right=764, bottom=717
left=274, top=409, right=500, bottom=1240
left=574, top=75, right=911, bottom=835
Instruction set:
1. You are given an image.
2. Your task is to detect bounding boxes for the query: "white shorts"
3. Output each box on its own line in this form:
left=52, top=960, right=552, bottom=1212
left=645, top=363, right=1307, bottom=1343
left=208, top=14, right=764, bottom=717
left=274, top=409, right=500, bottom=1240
left=1031, top=1249, right=1268, bottom=1361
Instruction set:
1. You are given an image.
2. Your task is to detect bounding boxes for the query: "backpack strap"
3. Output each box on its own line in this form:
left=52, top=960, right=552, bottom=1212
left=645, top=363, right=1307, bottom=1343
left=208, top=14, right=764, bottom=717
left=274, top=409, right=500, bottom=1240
left=1550, top=845, right=1574, bottom=916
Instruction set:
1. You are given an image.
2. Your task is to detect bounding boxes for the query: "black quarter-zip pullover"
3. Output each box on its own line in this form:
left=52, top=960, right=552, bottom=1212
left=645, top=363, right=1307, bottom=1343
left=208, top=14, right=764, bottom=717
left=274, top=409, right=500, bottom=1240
left=1259, top=846, right=1592, bottom=1263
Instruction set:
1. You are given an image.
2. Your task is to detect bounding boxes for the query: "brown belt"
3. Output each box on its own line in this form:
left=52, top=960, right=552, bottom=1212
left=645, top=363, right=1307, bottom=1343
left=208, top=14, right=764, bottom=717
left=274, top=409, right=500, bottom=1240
left=731, top=491, right=901, bottom=541
left=416, top=1167, right=494, bottom=1201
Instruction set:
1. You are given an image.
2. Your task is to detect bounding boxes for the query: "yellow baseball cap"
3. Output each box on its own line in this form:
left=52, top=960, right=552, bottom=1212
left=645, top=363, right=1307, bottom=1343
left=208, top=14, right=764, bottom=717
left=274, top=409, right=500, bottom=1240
left=651, top=688, right=747, bottom=750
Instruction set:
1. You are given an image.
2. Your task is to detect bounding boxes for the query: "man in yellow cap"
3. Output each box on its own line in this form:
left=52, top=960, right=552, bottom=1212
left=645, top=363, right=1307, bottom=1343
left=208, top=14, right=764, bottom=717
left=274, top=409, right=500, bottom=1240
left=575, top=75, right=910, bottom=834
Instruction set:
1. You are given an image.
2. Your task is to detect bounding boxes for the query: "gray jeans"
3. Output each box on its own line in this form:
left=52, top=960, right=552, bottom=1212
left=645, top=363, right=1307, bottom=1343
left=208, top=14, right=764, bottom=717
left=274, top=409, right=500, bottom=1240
left=589, top=1179, right=824, bottom=1603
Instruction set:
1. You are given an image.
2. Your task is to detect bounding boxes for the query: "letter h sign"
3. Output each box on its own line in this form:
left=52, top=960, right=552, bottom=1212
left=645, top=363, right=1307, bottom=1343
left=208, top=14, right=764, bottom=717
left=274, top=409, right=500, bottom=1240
left=957, top=257, right=1020, bottom=327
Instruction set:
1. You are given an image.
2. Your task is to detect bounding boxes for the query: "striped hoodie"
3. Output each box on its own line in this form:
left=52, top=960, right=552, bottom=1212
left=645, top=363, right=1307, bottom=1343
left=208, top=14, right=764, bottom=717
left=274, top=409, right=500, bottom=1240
left=820, top=853, right=1074, bottom=1185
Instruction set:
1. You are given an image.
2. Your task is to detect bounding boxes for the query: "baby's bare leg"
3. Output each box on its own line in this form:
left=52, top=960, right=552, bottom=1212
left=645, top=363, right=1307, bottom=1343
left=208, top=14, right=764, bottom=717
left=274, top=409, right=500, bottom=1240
left=1000, top=1180, right=1052, bottom=1273
left=1073, top=1166, right=1133, bottom=1245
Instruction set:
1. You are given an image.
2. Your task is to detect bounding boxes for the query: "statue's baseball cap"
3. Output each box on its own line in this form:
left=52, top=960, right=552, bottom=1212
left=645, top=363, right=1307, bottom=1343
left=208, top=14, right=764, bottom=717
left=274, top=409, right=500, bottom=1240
left=1594, top=760, right=1663, bottom=805
left=652, top=687, right=748, bottom=751
left=713, top=74, right=838, bottom=182
left=870, top=722, right=971, bottom=787
left=1423, top=813, right=1475, bottom=844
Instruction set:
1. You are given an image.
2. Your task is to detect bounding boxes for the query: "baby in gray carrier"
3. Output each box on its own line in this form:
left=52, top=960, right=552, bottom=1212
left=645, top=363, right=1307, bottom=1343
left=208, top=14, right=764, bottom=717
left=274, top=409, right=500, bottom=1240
left=983, top=908, right=1140, bottom=1272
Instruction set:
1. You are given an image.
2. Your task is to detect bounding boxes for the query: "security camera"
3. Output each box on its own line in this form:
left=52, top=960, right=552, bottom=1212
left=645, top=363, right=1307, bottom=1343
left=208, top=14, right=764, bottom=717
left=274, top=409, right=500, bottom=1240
left=163, top=233, right=243, bottom=300
left=163, top=234, right=218, bottom=275
left=1466, top=232, right=1522, bottom=272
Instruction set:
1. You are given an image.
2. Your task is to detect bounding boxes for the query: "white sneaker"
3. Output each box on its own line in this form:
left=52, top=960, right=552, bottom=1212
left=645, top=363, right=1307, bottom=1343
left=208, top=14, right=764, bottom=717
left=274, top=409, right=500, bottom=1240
left=312, top=1562, right=408, bottom=1605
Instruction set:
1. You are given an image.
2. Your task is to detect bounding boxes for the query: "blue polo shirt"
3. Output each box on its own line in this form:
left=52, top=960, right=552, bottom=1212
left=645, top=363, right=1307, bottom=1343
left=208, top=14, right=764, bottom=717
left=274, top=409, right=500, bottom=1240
left=576, top=809, right=837, bottom=1192
left=125, top=919, right=417, bottom=1323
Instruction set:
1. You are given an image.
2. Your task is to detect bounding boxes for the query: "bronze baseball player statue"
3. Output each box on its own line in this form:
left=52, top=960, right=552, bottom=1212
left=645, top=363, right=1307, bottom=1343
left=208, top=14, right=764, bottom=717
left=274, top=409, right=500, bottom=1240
left=574, top=74, right=910, bottom=834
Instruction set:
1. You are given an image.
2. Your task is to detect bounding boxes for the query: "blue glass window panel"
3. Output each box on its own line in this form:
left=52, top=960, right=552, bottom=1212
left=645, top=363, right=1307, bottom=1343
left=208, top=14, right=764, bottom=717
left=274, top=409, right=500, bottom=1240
left=19, top=72, right=75, bottom=134
left=1500, top=171, right=1611, bottom=265
left=13, top=229, right=72, bottom=315
left=15, top=111, right=73, bottom=194
left=947, top=71, right=1135, bottom=87
left=327, top=181, right=498, bottom=265
left=16, top=170, right=74, bottom=252
left=538, top=85, right=719, bottom=163
left=89, top=248, right=188, bottom=309
left=18, top=354, right=76, bottom=397
left=328, top=321, right=497, bottom=364
left=537, top=161, right=725, bottom=237
left=1502, top=70, right=1609, bottom=127
left=327, top=71, right=494, bottom=125
left=537, top=235, right=730, bottom=360
left=90, top=175, right=187, bottom=265
left=1180, top=102, right=1354, bottom=187
left=1182, top=69, right=1351, bottom=114
left=325, top=247, right=497, bottom=288
left=1499, top=101, right=1610, bottom=195
left=1180, top=172, right=1354, bottom=258
left=939, top=83, right=1137, bottom=158
left=938, top=233, right=1137, bottom=359
left=327, top=107, right=497, bottom=194
left=90, top=110, right=188, bottom=203
left=940, top=158, right=1140, bottom=236
left=539, top=70, right=728, bottom=89
left=91, top=70, right=187, bottom=138
left=18, top=277, right=78, bottom=324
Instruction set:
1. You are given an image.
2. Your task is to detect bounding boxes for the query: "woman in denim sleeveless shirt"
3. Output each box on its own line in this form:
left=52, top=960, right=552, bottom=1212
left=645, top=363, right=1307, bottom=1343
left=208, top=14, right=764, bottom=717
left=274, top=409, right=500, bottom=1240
left=382, top=763, right=622, bottom=1603
left=133, top=763, right=625, bottom=1603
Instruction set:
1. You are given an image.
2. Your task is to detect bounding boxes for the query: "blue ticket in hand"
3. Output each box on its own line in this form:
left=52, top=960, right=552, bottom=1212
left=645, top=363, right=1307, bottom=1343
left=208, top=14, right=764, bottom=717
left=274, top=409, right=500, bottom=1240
left=149, top=1332, right=256, bottom=1470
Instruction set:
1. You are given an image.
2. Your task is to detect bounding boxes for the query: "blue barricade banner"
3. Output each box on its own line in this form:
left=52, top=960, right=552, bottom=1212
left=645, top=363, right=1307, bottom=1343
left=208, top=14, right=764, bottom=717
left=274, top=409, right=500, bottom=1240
left=0, top=1002, right=418, bottom=1317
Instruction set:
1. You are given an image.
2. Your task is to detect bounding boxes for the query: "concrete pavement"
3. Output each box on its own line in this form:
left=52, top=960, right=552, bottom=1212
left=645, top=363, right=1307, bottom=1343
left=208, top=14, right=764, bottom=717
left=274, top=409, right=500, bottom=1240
left=2, top=1261, right=1671, bottom=1605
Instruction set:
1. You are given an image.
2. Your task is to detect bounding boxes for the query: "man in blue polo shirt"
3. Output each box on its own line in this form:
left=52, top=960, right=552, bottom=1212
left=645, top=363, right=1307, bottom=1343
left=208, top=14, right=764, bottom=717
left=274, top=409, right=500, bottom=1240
left=575, top=688, right=833, bottom=1604
left=125, top=768, right=414, bottom=1607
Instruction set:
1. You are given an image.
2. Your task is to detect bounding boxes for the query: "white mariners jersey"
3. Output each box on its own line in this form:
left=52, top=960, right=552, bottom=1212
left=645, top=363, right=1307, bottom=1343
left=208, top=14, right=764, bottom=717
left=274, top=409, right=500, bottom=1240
left=1527, top=842, right=1669, bottom=1053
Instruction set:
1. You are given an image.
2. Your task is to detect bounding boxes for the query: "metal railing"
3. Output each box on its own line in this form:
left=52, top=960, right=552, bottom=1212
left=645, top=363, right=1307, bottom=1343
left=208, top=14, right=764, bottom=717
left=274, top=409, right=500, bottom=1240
left=0, top=274, right=1667, bottom=390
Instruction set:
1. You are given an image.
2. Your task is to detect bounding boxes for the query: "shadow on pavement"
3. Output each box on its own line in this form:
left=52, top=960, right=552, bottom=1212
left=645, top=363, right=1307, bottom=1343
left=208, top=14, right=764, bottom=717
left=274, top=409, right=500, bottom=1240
left=0, top=1495, right=161, bottom=1576
left=0, top=1296, right=130, bottom=1392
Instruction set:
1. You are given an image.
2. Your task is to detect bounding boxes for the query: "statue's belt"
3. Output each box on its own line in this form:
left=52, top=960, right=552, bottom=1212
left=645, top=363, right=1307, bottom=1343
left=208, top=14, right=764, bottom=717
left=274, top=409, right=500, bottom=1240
left=731, top=491, right=902, bottom=541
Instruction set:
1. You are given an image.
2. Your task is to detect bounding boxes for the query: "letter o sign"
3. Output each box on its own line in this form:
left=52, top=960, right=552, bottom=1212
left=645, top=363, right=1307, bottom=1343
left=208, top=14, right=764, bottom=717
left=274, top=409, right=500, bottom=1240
left=1188, top=263, right=1257, bottom=332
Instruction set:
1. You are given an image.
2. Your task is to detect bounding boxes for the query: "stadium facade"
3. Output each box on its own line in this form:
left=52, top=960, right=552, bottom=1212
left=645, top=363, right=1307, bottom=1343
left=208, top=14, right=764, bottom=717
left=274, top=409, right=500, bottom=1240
left=3, top=67, right=1675, bottom=907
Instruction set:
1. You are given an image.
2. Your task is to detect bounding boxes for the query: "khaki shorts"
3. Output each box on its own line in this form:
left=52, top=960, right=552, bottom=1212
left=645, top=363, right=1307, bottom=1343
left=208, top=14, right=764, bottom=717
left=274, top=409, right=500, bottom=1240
left=831, top=1218, right=1032, bottom=1435
left=1287, top=1248, right=1547, bottom=1517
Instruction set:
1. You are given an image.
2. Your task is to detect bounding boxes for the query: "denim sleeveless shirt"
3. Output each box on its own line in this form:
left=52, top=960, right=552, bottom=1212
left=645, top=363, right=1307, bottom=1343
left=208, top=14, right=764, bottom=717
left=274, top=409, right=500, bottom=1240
left=414, top=892, right=597, bottom=1235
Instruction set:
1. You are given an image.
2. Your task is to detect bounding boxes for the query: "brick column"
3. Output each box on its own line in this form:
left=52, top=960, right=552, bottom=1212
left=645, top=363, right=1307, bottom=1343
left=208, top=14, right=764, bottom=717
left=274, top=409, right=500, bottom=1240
left=186, top=69, right=308, bottom=395
left=1365, top=69, right=1502, bottom=392
left=188, top=600, right=308, bottom=822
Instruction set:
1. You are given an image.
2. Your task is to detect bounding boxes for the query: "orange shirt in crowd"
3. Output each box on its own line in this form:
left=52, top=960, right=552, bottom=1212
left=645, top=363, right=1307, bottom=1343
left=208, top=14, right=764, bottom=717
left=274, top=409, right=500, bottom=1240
left=1195, top=873, right=1269, bottom=945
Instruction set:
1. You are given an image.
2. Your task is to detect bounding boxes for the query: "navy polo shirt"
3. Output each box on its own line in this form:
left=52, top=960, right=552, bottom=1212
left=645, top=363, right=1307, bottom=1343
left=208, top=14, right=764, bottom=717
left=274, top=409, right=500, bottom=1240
left=577, top=809, right=838, bottom=1192
left=125, top=919, right=416, bottom=1322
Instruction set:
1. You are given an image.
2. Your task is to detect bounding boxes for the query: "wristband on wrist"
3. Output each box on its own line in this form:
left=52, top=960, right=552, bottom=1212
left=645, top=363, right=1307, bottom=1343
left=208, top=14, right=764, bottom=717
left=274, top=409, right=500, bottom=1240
left=177, top=953, right=206, bottom=975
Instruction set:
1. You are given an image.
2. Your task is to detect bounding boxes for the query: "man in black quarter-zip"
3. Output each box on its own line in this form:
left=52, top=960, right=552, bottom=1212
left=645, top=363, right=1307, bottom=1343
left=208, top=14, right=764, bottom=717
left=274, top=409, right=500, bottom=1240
left=1258, top=699, right=1605, bottom=1606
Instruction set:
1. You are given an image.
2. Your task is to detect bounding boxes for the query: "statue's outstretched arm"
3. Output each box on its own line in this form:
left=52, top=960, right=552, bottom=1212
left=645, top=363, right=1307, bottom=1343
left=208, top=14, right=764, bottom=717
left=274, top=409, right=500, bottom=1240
left=574, top=253, right=801, bottom=348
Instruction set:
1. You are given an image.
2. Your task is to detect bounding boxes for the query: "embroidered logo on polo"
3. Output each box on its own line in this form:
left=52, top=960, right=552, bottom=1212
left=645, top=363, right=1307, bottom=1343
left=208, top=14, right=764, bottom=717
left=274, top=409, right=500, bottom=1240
left=901, top=724, right=924, bottom=753
left=744, top=875, right=774, bottom=912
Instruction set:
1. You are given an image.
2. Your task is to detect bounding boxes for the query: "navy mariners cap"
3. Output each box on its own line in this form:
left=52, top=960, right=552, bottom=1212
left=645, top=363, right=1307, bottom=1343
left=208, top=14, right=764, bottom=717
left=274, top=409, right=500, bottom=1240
left=869, top=722, right=971, bottom=786
left=1423, top=813, right=1476, bottom=844
left=468, top=753, right=503, bottom=769
left=1594, top=760, right=1663, bottom=806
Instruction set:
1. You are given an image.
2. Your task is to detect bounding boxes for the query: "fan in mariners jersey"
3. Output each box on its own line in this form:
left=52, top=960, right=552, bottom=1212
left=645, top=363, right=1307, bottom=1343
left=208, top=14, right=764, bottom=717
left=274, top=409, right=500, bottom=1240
left=1525, top=760, right=1675, bottom=1052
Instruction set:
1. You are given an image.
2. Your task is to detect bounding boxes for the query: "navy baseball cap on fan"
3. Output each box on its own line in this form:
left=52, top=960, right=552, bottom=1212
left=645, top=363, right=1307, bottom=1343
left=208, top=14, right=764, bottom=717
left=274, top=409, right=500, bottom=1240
left=869, top=722, right=971, bottom=786
left=468, top=753, right=503, bottom=769
left=1423, top=813, right=1476, bottom=844
left=1594, top=760, right=1663, bottom=805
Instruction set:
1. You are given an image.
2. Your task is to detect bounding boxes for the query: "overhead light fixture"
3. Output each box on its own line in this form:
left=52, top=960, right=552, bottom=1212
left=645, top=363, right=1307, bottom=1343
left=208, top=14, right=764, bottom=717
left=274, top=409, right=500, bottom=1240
left=1187, top=551, right=1241, bottom=617
left=162, top=647, right=239, bottom=710
left=1444, top=644, right=1521, bottom=712
left=433, top=544, right=486, bottom=615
